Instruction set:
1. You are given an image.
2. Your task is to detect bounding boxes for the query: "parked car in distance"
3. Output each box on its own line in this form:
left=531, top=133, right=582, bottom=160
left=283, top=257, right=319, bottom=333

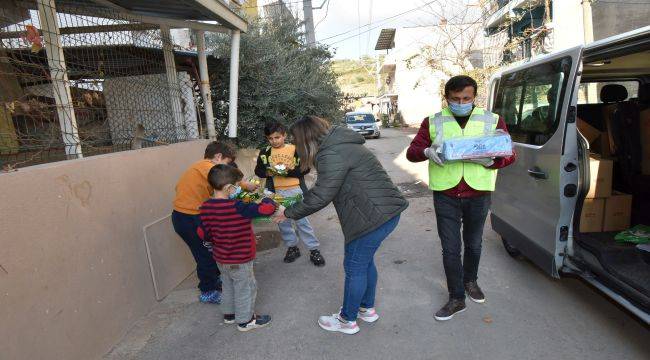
left=344, top=111, right=381, bottom=139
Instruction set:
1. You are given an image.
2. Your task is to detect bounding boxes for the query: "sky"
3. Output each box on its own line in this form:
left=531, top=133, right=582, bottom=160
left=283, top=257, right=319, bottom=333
left=251, top=0, right=479, bottom=60
left=308, top=0, right=477, bottom=59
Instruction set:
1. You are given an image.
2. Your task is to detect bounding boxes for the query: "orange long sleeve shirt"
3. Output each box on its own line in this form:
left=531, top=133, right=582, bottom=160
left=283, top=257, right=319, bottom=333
left=173, top=159, right=215, bottom=215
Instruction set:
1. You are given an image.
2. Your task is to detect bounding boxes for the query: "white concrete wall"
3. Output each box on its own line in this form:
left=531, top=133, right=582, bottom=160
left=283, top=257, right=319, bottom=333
left=0, top=141, right=206, bottom=359
left=0, top=142, right=260, bottom=360
left=394, top=61, right=443, bottom=124
left=552, top=0, right=585, bottom=51
left=390, top=25, right=483, bottom=125
left=592, top=0, right=650, bottom=41
left=524, top=0, right=649, bottom=53
left=178, top=72, right=200, bottom=140
left=171, top=29, right=194, bottom=50
left=103, top=72, right=199, bottom=144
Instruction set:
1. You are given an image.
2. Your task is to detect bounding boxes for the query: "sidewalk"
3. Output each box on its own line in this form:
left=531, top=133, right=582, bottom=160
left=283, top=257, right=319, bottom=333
left=106, top=129, right=650, bottom=360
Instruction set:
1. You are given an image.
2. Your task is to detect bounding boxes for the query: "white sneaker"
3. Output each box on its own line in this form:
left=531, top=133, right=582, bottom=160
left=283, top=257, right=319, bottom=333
left=357, top=307, right=379, bottom=323
left=318, top=313, right=360, bottom=335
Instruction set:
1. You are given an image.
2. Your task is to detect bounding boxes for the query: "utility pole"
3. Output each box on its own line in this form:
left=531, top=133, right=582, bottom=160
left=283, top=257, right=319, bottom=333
left=303, top=0, right=316, bottom=45
left=375, top=56, right=381, bottom=90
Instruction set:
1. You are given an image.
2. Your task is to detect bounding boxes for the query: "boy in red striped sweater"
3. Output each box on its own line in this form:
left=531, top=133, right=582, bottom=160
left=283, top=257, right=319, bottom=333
left=198, top=164, right=279, bottom=331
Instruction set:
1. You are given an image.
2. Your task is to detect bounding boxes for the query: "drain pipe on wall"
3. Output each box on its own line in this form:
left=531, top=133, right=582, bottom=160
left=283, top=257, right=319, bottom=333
left=228, top=29, right=241, bottom=139
left=581, top=0, right=598, bottom=103
left=581, top=0, right=594, bottom=44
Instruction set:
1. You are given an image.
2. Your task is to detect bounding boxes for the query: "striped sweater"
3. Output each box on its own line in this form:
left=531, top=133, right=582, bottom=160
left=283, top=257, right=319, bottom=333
left=198, top=198, right=277, bottom=264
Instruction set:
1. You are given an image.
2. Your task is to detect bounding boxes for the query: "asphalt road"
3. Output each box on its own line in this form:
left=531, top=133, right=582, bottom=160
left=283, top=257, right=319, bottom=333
left=106, top=128, right=649, bottom=360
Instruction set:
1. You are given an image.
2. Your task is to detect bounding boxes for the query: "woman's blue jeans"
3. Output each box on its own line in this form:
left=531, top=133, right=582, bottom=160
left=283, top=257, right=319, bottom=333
left=340, top=215, right=400, bottom=322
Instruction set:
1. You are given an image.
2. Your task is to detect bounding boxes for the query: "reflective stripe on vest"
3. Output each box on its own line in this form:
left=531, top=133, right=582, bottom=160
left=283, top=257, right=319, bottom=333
left=427, top=107, right=500, bottom=192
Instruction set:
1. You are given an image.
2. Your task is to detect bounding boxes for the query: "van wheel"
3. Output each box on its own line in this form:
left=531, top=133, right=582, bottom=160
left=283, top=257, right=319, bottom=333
left=502, top=237, right=522, bottom=258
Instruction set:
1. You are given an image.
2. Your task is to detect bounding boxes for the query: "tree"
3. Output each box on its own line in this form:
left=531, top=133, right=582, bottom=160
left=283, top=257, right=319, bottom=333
left=407, top=0, right=496, bottom=106
left=206, top=17, right=342, bottom=148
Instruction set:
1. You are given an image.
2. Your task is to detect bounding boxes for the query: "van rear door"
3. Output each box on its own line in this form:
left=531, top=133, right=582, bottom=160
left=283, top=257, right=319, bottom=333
left=489, top=46, right=582, bottom=278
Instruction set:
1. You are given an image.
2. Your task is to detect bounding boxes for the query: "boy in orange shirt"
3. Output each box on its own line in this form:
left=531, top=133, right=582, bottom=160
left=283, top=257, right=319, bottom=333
left=172, top=141, right=258, bottom=303
left=255, top=121, right=325, bottom=266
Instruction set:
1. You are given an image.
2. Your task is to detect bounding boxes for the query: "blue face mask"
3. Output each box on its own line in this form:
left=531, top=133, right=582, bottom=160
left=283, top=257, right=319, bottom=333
left=448, top=101, right=474, bottom=116
left=228, top=185, right=242, bottom=200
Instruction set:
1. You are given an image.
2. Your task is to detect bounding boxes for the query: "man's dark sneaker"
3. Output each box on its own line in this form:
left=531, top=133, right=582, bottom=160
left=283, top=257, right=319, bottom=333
left=283, top=246, right=301, bottom=263
left=223, top=314, right=236, bottom=324
left=434, top=299, right=466, bottom=321
left=238, top=314, right=272, bottom=332
left=464, top=281, right=486, bottom=303
left=310, top=249, right=326, bottom=267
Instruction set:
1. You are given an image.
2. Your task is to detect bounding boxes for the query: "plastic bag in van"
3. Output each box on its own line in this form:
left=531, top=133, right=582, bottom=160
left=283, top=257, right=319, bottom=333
left=440, top=130, right=513, bottom=162
left=615, top=224, right=650, bottom=245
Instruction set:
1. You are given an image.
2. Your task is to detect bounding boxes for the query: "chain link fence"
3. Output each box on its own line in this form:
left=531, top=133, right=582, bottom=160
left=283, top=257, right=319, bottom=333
left=1, top=1, right=209, bottom=170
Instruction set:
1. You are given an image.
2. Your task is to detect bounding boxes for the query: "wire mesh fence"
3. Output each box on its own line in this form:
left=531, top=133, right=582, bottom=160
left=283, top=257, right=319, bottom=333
left=0, top=1, right=208, bottom=171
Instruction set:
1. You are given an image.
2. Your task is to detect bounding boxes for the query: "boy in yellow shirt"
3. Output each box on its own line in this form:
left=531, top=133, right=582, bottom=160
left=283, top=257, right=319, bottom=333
left=173, top=141, right=258, bottom=303
left=255, top=121, right=325, bottom=266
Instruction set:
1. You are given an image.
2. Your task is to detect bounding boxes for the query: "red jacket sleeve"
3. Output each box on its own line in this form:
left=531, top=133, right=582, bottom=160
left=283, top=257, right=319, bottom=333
left=489, top=116, right=517, bottom=169
left=406, top=117, right=432, bottom=162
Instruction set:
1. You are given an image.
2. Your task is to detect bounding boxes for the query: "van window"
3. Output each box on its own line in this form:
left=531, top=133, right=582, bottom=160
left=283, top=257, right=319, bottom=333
left=493, top=57, right=573, bottom=146
left=577, top=81, right=639, bottom=104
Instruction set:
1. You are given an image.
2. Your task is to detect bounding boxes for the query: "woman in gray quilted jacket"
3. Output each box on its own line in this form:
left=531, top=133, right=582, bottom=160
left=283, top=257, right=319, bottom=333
left=272, top=115, right=408, bottom=335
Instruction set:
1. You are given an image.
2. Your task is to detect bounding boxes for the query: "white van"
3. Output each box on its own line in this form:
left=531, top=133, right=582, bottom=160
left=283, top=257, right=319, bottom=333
left=487, top=26, right=650, bottom=324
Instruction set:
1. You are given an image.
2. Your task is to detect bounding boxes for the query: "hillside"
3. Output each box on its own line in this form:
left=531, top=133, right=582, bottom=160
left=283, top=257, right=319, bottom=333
left=331, top=57, right=378, bottom=97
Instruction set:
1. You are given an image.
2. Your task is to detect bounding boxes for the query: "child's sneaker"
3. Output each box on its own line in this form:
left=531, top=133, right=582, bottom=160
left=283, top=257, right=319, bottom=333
left=198, top=290, right=222, bottom=304
left=283, top=246, right=300, bottom=263
left=237, top=315, right=272, bottom=332
left=357, top=307, right=379, bottom=323
left=309, top=249, right=326, bottom=267
left=318, top=313, right=360, bottom=335
left=223, top=314, right=236, bottom=324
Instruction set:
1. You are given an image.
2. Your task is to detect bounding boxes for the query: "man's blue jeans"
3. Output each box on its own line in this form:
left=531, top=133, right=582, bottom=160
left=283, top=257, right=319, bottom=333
left=340, top=215, right=400, bottom=322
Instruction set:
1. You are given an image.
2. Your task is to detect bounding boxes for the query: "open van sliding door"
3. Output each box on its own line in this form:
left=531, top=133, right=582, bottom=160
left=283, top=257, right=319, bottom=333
left=489, top=46, right=583, bottom=278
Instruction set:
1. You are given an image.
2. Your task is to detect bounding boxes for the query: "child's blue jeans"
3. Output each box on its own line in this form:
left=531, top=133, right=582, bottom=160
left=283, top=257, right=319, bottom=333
left=172, top=210, right=221, bottom=293
left=340, top=215, right=400, bottom=322
left=277, top=187, right=320, bottom=250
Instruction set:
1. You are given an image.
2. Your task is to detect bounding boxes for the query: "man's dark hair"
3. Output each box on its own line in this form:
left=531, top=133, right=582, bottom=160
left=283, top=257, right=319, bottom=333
left=444, top=75, right=478, bottom=97
left=204, top=141, right=236, bottom=161
left=207, top=164, right=243, bottom=191
left=264, top=121, right=287, bottom=136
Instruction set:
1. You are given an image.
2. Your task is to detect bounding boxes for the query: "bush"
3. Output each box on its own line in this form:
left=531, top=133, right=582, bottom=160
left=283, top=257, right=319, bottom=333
left=206, top=18, right=343, bottom=148
left=380, top=114, right=389, bottom=127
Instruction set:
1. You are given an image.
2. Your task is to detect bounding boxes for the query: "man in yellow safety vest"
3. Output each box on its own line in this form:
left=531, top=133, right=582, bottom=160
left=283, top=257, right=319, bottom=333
left=407, top=75, right=516, bottom=321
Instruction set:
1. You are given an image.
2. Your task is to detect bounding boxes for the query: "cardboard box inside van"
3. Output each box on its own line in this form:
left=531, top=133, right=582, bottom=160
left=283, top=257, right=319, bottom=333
left=603, top=192, right=633, bottom=232
left=580, top=198, right=605, bottom=232
left=587, top=155, right=613, bottom=199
